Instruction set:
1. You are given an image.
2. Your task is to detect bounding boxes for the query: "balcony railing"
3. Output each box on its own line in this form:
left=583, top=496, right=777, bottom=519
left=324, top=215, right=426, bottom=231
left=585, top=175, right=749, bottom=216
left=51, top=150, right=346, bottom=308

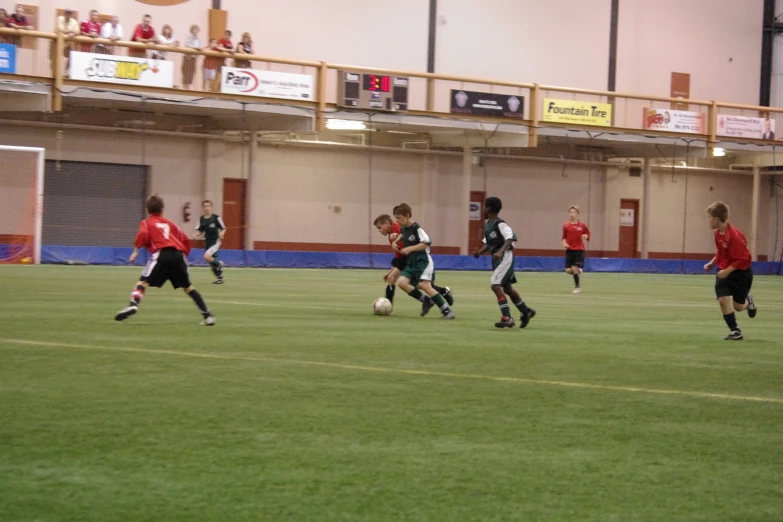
left=0, top=28, right=780, bottom=148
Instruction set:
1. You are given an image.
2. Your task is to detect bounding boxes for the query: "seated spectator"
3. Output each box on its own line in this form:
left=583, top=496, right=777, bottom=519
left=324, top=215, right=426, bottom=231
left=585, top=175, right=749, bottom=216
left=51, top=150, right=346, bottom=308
left=130, top=13, right=156, bottom=58
left=98, top=16, right=123, bottom=55
left=79, top=10, right=101, bottom=53
left=203, top=38, right=221, bottom=92
left=55, top=8, right=80, bottom=75
left=234, top=32, right=252, bottom=69
left=182, top=24, right=201, bottom=90
left=153, top=24, right=178, bottom=60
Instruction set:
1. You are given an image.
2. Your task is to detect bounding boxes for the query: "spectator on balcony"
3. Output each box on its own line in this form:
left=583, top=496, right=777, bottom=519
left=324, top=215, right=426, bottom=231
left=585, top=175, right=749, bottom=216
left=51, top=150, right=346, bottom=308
left=203, top=38, right=221, bottom=92
left=130, top=14, right=156, bottom=58
left=6, top=4, right=31, bottom=46
left=98, top=16, right=123, bottom=55
left=9, top=4, right=32, bottom=30
left=55, top=8, right=80, bottom=75
left=153, top=24, right=178, bottom=60
left=234, top=32, right=252, bottom=69
left=182, top=24, right=201, bottom=90
left=79, top=10, right=101, bottom=53
left=0, top=9, right=9, bottom=43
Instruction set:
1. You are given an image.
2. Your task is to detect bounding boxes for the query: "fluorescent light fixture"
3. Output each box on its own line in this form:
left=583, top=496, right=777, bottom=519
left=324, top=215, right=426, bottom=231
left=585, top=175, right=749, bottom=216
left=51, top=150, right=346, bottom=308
left=326, top=119, right=366, bottom=130
left=713, top=147, right=726, bottom=157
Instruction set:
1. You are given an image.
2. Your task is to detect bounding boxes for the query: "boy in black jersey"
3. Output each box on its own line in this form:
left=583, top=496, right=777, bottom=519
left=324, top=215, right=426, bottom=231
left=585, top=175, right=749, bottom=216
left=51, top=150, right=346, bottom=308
left=473, top=197, right=536, bottom=328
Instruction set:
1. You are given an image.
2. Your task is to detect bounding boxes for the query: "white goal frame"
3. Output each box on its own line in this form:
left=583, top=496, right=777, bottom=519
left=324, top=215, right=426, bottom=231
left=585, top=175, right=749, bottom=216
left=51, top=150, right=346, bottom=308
left=1, top=146, right=45, bottom=264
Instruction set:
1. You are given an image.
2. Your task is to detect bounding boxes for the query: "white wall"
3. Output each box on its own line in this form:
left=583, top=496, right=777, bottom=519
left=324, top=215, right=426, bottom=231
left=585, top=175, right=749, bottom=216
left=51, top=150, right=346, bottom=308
left=436, top=0, right=611, bottom=89
left=222, top=0, right=429, bottom=71
left=616, top=0, right=763, bottom=104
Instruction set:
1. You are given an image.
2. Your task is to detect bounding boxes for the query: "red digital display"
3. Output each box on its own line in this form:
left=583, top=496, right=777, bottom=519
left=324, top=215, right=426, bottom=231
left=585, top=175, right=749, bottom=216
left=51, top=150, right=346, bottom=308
left=363, top=74, right=392, bottom=93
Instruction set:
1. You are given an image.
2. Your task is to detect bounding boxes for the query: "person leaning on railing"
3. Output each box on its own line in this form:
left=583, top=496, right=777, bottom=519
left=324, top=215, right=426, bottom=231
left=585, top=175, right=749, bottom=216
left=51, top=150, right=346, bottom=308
left=0, top=9, right=9, bottom=43
left=54, top=8, right=80, bottom=76
left=98, top=16, right=123, bottom=55
left=79, top=10, right=101, bottom=54
left=130, top=13, right=156, bottom=58
left=153, top=24, right=178, bottom=61
left=182, top=25, right=201, bottom=90
left=6, top=4, right=31, bottom=46
left=234, top=32, right=252, bottom=69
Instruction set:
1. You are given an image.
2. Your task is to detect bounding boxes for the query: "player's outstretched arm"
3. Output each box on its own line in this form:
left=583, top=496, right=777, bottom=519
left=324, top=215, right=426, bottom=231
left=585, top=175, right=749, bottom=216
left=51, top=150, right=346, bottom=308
left=401, top=243, right=428, bottom=255
left=473, top=245, right=489, bottom=258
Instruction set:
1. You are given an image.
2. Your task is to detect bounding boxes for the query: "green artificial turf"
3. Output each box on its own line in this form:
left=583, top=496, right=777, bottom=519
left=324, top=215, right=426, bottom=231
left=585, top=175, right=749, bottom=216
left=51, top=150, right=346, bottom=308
left=1, top=266, right=782, bottom=521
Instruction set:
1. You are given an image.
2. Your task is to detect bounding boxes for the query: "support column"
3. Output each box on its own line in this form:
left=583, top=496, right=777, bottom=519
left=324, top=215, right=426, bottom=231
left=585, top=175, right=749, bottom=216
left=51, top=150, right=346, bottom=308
left=245, top=131, right=257, bottom=251
left=641, top=157, right=652, bottom=259
left=751, top=166, right=760, bottom=260
left=461, top=147, right=472, bottom=255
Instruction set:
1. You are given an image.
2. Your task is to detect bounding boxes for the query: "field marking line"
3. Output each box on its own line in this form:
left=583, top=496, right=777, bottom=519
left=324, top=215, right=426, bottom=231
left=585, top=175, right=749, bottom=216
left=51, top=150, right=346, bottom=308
left=2, top=338, right=782, bottom=405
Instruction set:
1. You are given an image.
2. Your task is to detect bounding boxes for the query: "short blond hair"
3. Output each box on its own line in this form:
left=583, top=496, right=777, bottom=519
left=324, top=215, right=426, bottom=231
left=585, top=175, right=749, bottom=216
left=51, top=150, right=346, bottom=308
left=707, top=201, right=729, bottom=223
left=569, top=205, right=580, bottom=213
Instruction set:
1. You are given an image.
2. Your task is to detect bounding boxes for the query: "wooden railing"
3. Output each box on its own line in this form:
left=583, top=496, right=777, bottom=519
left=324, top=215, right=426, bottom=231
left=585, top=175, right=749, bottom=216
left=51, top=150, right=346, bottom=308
left=0, top=28, right=779, bottom=149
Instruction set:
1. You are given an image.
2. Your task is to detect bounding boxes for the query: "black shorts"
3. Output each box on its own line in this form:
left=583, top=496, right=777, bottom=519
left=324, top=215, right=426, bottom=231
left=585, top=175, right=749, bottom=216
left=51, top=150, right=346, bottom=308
left=391, top=256, right=407, bottom=271
left=715, top=269, right=753, bottom=304
left=565, top=249, right=585, bottom=269
left=141, top=247, right=192, bottom=289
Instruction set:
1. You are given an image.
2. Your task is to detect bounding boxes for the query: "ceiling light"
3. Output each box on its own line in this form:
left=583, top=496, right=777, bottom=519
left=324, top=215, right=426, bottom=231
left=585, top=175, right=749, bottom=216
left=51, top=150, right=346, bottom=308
left=326, top=119, right=366, bottom=130
left=713, top=147, right=726, bottom=157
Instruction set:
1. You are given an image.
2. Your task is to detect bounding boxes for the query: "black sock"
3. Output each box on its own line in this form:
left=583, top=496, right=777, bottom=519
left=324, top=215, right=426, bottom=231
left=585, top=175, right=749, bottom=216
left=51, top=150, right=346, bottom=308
left=723, top=313, right=739, bottom=332
left=188, top=289, right=211, bottom=317
left=408, top=288, right=429, bottom=303
left=573, top=273, right=580, bottom=287
left=385, top=284, right=396, bottom=303
left=513, top=299, right=530, bottom=314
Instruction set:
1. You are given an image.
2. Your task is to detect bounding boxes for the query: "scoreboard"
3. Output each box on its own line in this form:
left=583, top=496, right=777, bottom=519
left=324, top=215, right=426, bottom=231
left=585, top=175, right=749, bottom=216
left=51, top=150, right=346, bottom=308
left=337, top=70, right=409, bottom=112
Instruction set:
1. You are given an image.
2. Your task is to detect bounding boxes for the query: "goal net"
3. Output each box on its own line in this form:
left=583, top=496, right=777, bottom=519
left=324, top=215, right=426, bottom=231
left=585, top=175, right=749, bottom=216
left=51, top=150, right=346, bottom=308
left=0, top=146, right=44, bottom=264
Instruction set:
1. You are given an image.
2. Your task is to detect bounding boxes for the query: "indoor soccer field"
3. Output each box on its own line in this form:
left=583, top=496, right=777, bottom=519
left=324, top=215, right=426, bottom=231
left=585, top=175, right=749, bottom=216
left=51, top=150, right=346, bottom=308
left=2, top=265, right=783, bottom=521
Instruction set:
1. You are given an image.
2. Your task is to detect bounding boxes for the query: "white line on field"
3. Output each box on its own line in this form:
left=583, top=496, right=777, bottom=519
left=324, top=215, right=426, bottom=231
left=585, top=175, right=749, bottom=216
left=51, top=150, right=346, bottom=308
left=1, top=338, right=781, bottom=405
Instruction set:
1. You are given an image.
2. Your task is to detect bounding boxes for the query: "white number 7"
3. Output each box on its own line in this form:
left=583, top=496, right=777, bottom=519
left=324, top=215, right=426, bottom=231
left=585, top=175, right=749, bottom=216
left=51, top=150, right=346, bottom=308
left=156, top=223, right=170, bottom=240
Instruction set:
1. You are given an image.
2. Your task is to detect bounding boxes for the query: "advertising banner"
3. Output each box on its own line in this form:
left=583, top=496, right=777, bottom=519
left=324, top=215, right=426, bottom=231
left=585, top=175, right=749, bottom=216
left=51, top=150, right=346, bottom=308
left=69, top=51, right=173, bottom=87
left=542, top=98, right=612, bottom=126
left=221, top=67, right=313, bottom=100
left=450, top=90, right=524, bottom=119
left=0, top=44, right=16, bottom=74
left=717, top=114, right=776, bottom=140
left=642, top=108, right=705, bottom=134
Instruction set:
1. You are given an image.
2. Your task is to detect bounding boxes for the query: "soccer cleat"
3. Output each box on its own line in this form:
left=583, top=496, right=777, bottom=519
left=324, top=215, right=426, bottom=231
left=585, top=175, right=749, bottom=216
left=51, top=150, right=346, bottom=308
left=441, top=311, right=456, bottom=320
left=421, top=298, right=435, bottom=317
left=441, top=287, right=455, bottom=306
left=200, top=315, right=216, bottom=326
left=114, top=305, right=138, bottom=322
left=213, top=278, right=225, bottom=285
left=747, top=294, right=757, bottom=318
left=494, top=316, right=515, bottom=328
left=573, top=287, right=582, bottom=294
left=520, top=308, right=536, bottom=329
left=724, top=330, right=743, bottom=341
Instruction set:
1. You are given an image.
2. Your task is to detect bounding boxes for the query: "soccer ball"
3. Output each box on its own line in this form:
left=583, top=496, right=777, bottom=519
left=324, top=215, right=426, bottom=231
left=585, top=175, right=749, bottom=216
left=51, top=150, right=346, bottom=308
left=373, top=297, right=393, bottom=316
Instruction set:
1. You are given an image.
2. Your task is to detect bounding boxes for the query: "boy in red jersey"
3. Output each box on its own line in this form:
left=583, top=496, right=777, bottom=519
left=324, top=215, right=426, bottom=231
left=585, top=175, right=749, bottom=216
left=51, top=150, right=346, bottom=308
left=704, top=201, right=756, bottom=340
left=115, top=194, right=215, bottom=326
left=374, top=213, right=454, bottom=313
left=562, top=205, right=590, bottom=293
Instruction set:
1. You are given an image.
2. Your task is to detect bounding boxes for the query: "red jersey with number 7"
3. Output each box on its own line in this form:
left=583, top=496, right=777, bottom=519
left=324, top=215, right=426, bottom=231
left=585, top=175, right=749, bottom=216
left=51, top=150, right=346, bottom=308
left=389, top=221, right=405, bottom=259
left=134, top=214, right=191, bottom=255
left=714, top=223, right=751, bottom=270
left=562, top=221, right=591, bottom=250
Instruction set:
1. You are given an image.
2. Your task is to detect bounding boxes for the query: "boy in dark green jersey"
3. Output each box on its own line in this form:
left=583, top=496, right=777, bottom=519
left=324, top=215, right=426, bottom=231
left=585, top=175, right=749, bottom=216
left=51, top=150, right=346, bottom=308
left=193, top=200, right=226, bottom=284
left=473, top=197, right=536, bottom=329
left=392, top=203, right=455, bottom=319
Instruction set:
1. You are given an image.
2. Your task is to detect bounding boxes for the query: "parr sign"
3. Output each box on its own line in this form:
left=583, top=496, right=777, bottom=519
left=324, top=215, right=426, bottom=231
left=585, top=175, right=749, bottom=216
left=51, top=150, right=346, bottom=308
left=220, top=67, right=313, bottom=100
left=542, top=98, right=612, bottom=127
left=69, top=51, right=173, bottom=87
